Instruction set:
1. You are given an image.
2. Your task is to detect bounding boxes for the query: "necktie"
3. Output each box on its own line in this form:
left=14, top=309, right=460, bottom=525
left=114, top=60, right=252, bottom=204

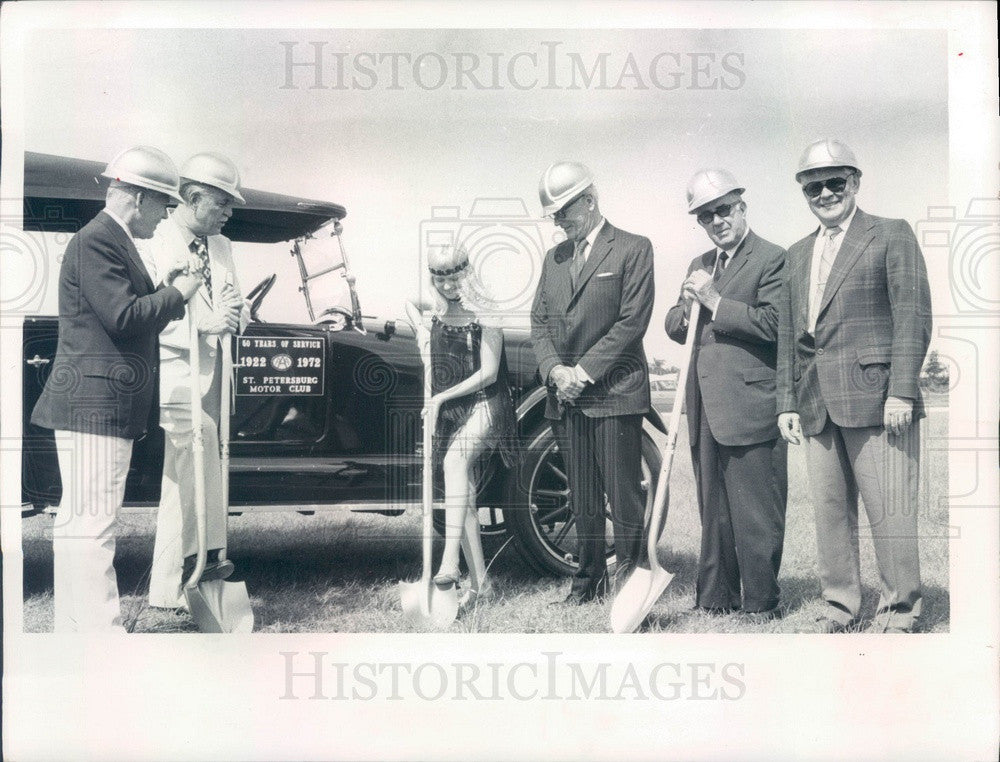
left=191, top=236, right=212, bottom=300
left=810, top=225, right=842, bottom=331
left=570, top=239, right=588, bottom=290
left=714, top=250, right=729, bottom=282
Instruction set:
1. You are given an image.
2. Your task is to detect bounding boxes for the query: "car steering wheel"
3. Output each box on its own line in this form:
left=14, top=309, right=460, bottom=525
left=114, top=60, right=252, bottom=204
left=245, top=273, right=277, bottom=323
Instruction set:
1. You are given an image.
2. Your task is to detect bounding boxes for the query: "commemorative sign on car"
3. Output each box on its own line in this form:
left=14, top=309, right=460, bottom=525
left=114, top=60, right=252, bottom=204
left=235, top=336, right=325, bottom=396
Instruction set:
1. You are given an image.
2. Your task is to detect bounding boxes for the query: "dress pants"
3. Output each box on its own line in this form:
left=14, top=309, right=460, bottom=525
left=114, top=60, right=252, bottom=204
left=148, top=358, right=226, bottom=608
left=692, top=401, right=788, bottom=612
left=53, top=429, right=133, bottom=633
left=804, top=418, right=922, bottom=629
left=553, top=408, right=645, bottom=592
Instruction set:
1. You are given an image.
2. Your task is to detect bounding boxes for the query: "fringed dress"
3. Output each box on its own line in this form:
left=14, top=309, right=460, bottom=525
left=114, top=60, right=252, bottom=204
left=430, top=315, right=518, bottom=472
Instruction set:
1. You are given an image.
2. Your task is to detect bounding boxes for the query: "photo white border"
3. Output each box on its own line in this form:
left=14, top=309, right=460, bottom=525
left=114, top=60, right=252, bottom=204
left=2, top=2, right=997, bottom=760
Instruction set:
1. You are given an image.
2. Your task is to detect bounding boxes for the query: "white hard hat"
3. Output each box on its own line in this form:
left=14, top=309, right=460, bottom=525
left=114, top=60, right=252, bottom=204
left=795, top=139, right=862, bottom=181
left=686, top=169, right=744, bottom=213
left=101, top=146, right=182, bottom=202
left=180, top=152, right=245, bottom=204
left=538, top=161, right=595, bottom=217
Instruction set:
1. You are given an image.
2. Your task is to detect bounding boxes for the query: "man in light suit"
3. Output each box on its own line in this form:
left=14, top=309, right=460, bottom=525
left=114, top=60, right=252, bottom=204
left=777, top=139, right=931, bottom=633
left=141, top=152, right=250, bottom=609
left=31, top=146, right=202, bottom=632
left=665, top=170, right=788, bottom=621
left=531, top=161, right=655, bottom=604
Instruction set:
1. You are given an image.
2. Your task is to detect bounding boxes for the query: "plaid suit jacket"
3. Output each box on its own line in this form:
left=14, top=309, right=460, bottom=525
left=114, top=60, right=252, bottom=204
left=530, top=221, right=654, bottom=419
left=776, top=208, right=932, bottom=436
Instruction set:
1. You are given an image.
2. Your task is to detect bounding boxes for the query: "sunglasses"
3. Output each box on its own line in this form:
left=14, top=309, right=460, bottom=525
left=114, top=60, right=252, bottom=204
left=553, top=194, right=587, bottom=220
left=802, top=176, right=851, bottom=198
left=696, top=203, right=738, bottom=225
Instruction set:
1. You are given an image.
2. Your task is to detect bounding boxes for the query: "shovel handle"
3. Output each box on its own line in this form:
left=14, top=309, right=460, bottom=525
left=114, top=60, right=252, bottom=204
left=646, top=299, right=701, bottom=565
left=218, top=330, right=232, bottom=564
left=185, top=310, right=209, bottom=589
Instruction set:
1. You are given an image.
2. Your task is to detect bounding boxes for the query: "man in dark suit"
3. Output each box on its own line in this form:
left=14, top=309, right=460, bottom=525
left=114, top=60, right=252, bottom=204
left=31, top=145, right=202, bottom=632
left=665, top=169, right=788, bottom=621
left=776, top=139, right=931, bottom=634
left=531, top=160, right=655, bottom=603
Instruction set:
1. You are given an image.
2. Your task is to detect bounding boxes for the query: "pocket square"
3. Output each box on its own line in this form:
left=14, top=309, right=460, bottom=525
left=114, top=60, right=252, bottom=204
left=596, top=271, right=616, bottom=278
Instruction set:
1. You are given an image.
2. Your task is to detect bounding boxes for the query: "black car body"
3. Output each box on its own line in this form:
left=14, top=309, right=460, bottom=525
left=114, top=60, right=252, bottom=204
left=18, top=151, right=664, bottom=576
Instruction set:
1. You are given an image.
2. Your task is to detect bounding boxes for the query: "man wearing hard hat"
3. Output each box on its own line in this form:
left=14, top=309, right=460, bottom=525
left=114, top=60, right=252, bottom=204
left=31, top=146, right=203, bottom=632
left=140, top=152, right=250, bottom=609
left=776, top=139, right=931, bottom=634
left=531, top=161, right=655, bottom=604
left=665, top=170, right=788, bottom=623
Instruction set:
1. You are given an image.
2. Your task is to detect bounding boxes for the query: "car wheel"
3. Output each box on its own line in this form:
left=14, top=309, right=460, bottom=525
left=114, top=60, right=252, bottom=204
left=504, top=420, right=662, bottom=577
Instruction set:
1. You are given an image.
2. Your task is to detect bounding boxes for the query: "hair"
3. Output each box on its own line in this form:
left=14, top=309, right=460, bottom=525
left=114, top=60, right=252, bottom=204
left=430, top=259, right=500, bottom=320
left=106, top=179, right=171, bottom=206
left=582, top=184, right=599, bottom=205
left=179, top=180, right=229, bottom=205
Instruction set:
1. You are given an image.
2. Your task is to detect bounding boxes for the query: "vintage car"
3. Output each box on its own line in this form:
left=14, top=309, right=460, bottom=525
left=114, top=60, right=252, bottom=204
left=18, top=151, right=665, bottom=577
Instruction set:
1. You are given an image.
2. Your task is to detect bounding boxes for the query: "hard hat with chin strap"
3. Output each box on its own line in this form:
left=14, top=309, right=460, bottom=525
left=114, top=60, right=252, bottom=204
left=180, top=152, right=246, bottom=204
left=101, top=146, right=183, bottom=202
left=686, top=169, right=745, bottom=213
left=795, top=139, right=862, bottom=181
left=538, top=161, right=595, bottom=217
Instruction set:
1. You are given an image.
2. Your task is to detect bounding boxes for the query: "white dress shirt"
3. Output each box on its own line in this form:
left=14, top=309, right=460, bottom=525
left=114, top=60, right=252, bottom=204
left=808, top=205, right=857, bottom=334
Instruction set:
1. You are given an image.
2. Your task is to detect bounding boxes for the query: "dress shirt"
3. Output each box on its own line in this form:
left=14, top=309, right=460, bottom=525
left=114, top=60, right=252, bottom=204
left=807, top=205, right=857, bottom=334
left=571, top=218, right=606, bottom=385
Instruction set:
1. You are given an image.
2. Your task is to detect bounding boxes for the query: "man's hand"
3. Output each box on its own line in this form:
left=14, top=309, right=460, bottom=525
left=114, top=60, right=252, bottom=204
left=199, top=304, right=240, bottom=335
left=883, top=396, right=914, bottom=436
left=550, top=364, right=585, bottom=402
left=778, top=412, right=803, bottom=445
left=683, top=269, right=721, bottom=313
left=218, top=281, right=244, bottom=310
left=172, top=271, right=202, bottom=301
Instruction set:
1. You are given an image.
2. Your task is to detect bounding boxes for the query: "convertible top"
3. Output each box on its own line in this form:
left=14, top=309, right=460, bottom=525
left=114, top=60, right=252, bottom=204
left=22, top=151, right=347, bottom=244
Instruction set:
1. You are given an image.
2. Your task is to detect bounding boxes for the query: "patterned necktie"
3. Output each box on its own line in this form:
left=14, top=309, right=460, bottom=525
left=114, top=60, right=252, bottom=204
left=191, top=236, right=212, bottom=300
left=570, top=239, right=588, bottom=290
left=714, top=250, right=729, bottom=282
left=810, top=225, right=842, bottom=331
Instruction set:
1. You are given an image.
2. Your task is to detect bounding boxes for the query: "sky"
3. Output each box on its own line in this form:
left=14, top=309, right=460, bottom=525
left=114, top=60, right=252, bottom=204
left=21, top=26, right=949, bottom=366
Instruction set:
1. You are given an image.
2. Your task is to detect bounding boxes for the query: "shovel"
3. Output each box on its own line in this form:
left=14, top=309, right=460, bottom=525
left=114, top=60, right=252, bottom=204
left=183, top=308, right=254, bottom=633
left=610, top=300, right=702, bottom=633
left=399, top=303, right=459, bottom=629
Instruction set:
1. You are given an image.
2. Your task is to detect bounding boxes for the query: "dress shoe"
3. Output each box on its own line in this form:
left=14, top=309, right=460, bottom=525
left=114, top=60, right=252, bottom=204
left=553, top=576, right=609, bottom=605
left=866, top=619, right=913, bottom=634
left=183, top=551, right=234, bottom=583
left=798, top=616, right=851, bottom=634
left=741, top=607, right=783, bottom=625
left=433, top=571, right=460, bottom=590
left=694, top=605, right=738, bottom=616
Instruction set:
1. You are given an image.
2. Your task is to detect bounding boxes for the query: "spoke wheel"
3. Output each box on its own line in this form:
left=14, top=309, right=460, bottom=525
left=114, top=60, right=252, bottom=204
left=505, top=421, right=661, bottom=577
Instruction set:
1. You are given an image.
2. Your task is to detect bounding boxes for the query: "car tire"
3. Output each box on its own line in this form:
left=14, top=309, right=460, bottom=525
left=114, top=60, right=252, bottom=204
left=504, top=419, right=663, bottom=577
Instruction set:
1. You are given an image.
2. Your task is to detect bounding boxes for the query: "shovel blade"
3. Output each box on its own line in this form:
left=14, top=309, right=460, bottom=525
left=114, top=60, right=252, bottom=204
left=399, top=580, right=459, bottom=631
left=185, top=580, right=254, bottom=634
left=610, top=567, right=674, bottom=634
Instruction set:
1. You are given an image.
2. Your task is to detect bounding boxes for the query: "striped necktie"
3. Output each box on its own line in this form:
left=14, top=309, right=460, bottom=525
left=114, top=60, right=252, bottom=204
left=570, top=239, right=588, bottom=290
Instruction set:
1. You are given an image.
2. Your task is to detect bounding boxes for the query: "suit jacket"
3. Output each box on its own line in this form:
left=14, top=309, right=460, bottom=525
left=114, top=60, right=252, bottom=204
left=31, top=211, right=186, bottom=439
left=665, top=230, right=786, bottom=447
left=139, top=214, right=249, bottom=406
left=530, top=221, right=654, bottom=419
left=776, top=208, right=932, bottom=436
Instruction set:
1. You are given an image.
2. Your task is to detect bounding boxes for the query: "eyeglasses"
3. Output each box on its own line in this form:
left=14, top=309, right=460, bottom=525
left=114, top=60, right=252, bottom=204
left=801, top=176, right=851, bottom=198
left=696, top=203, right=737, bottom=225
left=553, top=194, right=587, bottom=220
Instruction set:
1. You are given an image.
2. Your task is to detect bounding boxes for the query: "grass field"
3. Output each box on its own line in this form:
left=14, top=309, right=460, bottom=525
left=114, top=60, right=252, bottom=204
left=20, top=410, right=949, bottom=634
